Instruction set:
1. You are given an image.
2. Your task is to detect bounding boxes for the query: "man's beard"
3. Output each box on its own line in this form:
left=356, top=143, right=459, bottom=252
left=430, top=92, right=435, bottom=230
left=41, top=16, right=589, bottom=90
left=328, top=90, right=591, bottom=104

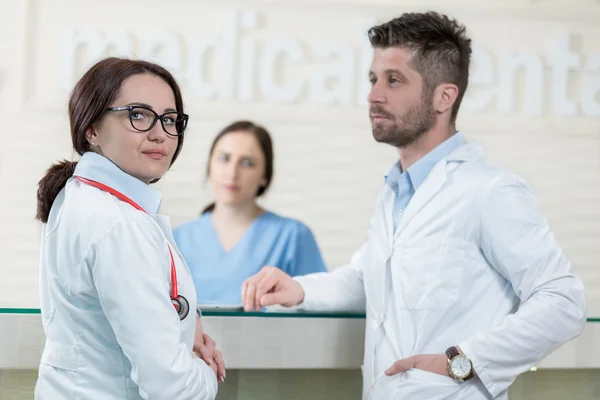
left=371, top=98, right=436, bottom=148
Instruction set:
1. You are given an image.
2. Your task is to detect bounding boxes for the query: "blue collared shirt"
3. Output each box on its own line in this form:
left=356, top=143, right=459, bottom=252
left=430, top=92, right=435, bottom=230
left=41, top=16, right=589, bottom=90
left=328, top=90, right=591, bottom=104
left=385, top=132, right=465, bottom=231
left=74, top=152, right=162, bottom=215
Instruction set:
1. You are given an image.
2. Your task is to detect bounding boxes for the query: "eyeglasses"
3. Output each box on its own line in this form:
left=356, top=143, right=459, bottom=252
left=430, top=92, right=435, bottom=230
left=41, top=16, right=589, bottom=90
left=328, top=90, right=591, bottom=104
left=106, top=105, right=189, bottom=137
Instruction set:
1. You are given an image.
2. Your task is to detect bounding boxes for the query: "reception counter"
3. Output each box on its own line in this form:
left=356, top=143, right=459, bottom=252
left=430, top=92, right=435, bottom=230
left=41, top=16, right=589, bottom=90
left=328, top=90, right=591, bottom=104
left=3, top=308, right=369, bottom=370
left=1, top=309, right=599, bottom=399
left=1, top=308, right=599, bottom=370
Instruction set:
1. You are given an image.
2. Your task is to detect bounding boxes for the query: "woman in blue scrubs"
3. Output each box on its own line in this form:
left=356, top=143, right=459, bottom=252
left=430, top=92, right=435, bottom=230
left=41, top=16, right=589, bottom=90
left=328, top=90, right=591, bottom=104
left=173, top=120, right=327, bottom=305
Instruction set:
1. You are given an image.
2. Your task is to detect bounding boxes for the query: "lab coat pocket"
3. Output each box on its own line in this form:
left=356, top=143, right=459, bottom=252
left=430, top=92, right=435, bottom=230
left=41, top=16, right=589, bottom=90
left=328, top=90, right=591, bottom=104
left=390, top=369, right=463, bottom=400
left=393, top=236, right=466, bottom=311
left=40, top=340, right=78, bottom=372
left=405, top=368, right=460, bottom=386
left=36, top=341, right=79, bottom=399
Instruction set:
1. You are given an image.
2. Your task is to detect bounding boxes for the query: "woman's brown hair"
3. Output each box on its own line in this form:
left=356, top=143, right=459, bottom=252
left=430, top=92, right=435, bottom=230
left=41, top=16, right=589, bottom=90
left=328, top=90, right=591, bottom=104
left=36, top=57, right=186, bottom=223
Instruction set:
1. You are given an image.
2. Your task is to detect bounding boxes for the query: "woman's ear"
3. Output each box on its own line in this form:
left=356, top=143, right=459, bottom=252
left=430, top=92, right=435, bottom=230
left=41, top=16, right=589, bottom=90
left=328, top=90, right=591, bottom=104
left=85, top=126, right=98, bottom=147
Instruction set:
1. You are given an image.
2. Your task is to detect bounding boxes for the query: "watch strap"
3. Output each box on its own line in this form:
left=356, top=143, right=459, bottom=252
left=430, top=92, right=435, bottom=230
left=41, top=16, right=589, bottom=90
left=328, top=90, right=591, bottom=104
left=446, top=346, right=460, bottom=360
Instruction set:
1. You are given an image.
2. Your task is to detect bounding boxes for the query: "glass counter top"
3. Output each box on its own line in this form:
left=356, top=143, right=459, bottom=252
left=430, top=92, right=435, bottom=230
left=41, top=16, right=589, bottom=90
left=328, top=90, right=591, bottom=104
left=0, top=308, right=366, bottom=319
left=0, top=308, right=598, bottom=321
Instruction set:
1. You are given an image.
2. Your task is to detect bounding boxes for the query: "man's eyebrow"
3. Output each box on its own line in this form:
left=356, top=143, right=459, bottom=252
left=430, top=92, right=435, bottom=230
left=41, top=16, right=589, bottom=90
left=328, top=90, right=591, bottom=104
left=384, top=69, right=408, bottom=81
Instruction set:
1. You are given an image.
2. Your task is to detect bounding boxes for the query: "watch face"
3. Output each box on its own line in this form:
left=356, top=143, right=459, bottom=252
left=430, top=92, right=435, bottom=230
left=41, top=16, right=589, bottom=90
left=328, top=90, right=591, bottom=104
left=450, top=356, right=472, bottom=378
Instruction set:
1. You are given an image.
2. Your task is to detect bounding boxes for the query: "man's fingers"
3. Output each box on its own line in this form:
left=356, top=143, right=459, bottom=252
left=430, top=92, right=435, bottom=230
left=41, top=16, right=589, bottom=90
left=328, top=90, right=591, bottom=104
left=385, top=360, right=405, bottom=376
left=255, top=271, right=280, bottom=310
left=385, top=357, right=416, bottom=376
left=242, top=267, right=272, bottom=311
left=260, top=292, right=284, bottom=308
left=214, top=350, right=226, bottom=382
left=244, top=282, right=257, bottom=311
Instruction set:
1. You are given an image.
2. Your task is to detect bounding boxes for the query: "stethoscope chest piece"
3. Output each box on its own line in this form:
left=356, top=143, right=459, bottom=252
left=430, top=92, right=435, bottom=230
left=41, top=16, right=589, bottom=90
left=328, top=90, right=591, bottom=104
left=172, top=295, right=189, bottom=320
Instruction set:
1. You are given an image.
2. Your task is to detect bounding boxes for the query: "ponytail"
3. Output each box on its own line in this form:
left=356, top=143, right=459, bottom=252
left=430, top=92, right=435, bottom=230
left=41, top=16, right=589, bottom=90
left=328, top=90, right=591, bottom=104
left=201, top=202, right=215, bottom=215
left=36, top=160, right=78, bottom=223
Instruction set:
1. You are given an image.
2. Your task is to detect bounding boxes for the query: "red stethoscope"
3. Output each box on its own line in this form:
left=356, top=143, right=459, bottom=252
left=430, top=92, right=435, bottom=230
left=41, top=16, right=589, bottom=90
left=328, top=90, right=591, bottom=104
left=75, top=176, right=190, bottom=320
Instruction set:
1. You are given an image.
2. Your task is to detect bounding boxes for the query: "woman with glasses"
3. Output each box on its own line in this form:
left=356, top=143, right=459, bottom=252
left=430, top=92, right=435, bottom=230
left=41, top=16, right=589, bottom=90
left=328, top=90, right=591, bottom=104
left=34, top=57, right=223, bottom=399
left=172, top=121, right=327, bottom=310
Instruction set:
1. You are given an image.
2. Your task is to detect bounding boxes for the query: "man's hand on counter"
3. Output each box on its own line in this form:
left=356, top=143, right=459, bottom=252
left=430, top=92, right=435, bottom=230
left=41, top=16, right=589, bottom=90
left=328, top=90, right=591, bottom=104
left=241, top=266, right=305, bottom=312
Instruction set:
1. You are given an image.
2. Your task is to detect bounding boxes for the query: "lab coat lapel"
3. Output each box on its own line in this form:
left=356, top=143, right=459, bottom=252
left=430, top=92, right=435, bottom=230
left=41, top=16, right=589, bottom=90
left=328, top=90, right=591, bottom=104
left=394, top=160, right=448, bottom=236
left=381, top=186, right=396, bottom=247
left=393, top=142, right=484, bottom=236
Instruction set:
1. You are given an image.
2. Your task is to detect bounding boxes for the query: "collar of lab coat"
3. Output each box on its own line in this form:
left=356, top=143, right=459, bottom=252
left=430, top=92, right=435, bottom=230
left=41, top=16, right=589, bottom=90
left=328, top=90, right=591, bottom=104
left=445, top=140, right=484, bottom=163
left=384, top=131, right=467, bottom=193
left=74, top=151, right=162, bottom=215
left=390, top=140, right=484, bottom=235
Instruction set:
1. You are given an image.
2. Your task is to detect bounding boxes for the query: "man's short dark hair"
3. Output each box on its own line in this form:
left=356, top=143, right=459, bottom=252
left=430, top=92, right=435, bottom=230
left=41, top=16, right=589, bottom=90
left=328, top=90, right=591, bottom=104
left=368, top=12, right=472, bottom=122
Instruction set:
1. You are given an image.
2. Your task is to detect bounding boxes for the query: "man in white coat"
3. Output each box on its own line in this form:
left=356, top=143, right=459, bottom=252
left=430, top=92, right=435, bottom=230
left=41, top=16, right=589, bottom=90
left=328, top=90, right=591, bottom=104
left=241, top=11, right=587, bottom=400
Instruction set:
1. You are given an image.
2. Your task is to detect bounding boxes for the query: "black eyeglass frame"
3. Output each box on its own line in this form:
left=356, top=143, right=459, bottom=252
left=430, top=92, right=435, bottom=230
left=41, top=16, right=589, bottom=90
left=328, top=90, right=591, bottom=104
left=106, top=105, right=189, bottom=137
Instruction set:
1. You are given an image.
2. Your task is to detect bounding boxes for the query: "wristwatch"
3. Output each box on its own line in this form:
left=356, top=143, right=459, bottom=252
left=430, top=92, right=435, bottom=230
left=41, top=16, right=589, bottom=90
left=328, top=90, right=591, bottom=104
left=446, top=346, right=474, bottom=382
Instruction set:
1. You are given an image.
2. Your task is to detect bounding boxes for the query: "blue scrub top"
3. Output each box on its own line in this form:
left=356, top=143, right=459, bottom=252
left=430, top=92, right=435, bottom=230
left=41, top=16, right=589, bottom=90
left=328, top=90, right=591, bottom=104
left=173, top=211, right=327, bottom=305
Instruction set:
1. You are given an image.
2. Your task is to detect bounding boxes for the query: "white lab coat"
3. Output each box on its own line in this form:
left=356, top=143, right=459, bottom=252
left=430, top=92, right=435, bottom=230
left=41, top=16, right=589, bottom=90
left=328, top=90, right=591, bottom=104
left=35, top=159, right=218, bottom=399
left=292, top=142, right=586, bottom=400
